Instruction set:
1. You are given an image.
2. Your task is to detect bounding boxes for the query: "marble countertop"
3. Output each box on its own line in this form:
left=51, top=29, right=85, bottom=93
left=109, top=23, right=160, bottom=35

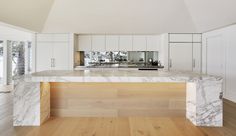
left=23, top=70, right=222, bottom=83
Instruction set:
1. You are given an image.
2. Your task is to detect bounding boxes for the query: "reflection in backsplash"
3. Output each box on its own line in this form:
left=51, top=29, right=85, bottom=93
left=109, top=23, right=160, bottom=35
left=78, top=51, right=160, bottom=67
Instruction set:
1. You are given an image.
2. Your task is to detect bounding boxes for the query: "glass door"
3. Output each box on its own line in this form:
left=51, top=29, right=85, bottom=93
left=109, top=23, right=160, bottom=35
left=10, top=41, right=25, bottom=81
left=0, top=41, right=3, bottom=84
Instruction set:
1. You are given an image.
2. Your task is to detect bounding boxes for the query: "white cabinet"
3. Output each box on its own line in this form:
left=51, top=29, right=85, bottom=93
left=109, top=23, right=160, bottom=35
left=146, top=35, right=161, bottom=51
left=78, top=35, right=91, bottom=51
left=193, top=34, right=202, bottom=42
left=36, top=33, right=73, bottom=72
left=119, top=35, right=133, bottom=51
left=193, top=43, right=201, bottom=73
left=53, top=42, right=69, bottom=70
left=105, top=35, right=119, bottom=51
left=36, top=42, right=54, bottom=71
left=36, top=34, right=53, bottom=42
left=133, top=35, right=146, bottom=51
left=169, top=34, right=193, bottom=42
left=92, top=35, right=106, bottom=51
left=169, top=43, right=193, bottom=71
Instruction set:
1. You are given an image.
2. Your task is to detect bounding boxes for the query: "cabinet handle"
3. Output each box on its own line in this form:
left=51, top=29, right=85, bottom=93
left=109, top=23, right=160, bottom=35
left=53, top=58, right=56, bottom=67
left=169, top=59, right=172, bottom=68
left=193, top=59, right=196, bottom=68
left=51, top=58, right=53, bottom=67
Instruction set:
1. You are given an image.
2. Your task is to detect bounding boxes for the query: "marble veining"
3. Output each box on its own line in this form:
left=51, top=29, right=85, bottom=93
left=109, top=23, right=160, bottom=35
left=13, top=70, right=223, bottom=127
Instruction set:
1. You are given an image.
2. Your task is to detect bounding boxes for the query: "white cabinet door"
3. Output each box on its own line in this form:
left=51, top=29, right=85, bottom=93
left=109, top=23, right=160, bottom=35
left=36, top=34, right=53, bottom=42
left=53, top=34, right=69, bottom=42
left=169, top=43, right=192, bottom=71
left=119, top=35, right=133, bottom=51
left=36, top=42, right=53, bottom=71
left=53, top=42, right=69, bottom=70
left=193, top=34, right=202, bottom=42
left=133, top=35, right=146, bottom=51
left=78, top=35, right=91, bottom=51
left=193, top=43, right=201, bottom=73
left=169, top=34, right=193, bottom=42
left=146, top=35, right=161, bottom=51
left=92, top=35, right=106, bottom=51
left=106, top=35, right=119, bottom=51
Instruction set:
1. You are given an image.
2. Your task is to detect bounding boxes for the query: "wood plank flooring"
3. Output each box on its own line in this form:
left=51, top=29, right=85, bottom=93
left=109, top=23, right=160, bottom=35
left=0, top=93, right=236, bottom=136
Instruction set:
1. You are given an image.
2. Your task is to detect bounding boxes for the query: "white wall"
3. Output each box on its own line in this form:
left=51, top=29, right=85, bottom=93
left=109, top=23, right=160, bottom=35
left=202, top=24, right=236, bottom=102
left=0, top=23, right=33, bottom=41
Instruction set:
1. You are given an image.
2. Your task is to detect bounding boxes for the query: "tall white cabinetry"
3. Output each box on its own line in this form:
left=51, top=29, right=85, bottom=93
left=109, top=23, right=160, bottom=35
left=203, top=24, right=236, bottom=102
left=36, top=33, right=74, bottom=72
left=168, top=33, right=202, bottom=73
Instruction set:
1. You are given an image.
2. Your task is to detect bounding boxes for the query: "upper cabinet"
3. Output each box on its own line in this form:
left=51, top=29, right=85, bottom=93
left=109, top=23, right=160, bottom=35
left=119, top=35, right=133, bottom=51
left=169, top=34, right=193, bottom=42
left=193, top=34, right=202, bottom=42
left=146, top=35, right=161, bottom=51
left=105, top=35, right=119, bottom=51
left=132, top=35, right=146, bottom=51
left=78, top=35, right=92, bottom=51
left=92, top=35, right=106, bottom=51
left=78, top=34, right=162, bottom=51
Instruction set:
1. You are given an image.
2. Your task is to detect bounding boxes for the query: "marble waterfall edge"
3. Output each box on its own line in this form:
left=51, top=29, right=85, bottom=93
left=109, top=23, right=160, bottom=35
left=13, top=70, right=223, bottom=126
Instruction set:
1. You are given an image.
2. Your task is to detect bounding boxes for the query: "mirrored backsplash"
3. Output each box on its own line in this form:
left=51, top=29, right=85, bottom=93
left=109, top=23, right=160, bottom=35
left=77, top=51, right=160, bottom=68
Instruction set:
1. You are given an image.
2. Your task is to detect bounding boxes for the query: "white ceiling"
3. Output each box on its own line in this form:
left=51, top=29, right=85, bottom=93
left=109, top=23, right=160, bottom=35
left=0, top=0, right=55, bottom=32
left=0, top=0, right=236, bottom=33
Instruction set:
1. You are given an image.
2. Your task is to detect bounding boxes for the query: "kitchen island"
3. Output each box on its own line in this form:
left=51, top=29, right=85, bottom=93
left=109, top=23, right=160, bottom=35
left=13, top=70, right=223, bottom=127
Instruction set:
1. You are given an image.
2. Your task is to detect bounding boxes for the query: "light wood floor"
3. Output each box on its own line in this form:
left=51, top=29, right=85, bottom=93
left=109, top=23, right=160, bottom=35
left=0, top=93, right=236, bottom=136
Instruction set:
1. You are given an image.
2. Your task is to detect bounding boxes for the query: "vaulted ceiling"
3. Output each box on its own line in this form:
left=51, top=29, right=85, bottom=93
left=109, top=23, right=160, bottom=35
left=0, top=0, right=236, bottom=34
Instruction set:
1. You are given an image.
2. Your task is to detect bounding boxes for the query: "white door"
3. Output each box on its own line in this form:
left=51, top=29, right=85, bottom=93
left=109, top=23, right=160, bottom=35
left=92, top=35, right=106, bottom=51
left=146, top=35, right=161, bottom=51
left=133, top=35, right=146, bottom=51
left=206, top=36, right=224, bottom=77
left=53, top=42, right=69, bottom=70
left=105, top=35, right=119, bottom=51
left=169, top=43, right=193, bottom=71
left=36, top=42, right=53, bottom=71
left=193, top=43, right=201, bottom=73
left=119, top=35, right=133, bottom=51
left=225, top=26, right=236, bottom=101
left=78, top=35, right=92, bottom=51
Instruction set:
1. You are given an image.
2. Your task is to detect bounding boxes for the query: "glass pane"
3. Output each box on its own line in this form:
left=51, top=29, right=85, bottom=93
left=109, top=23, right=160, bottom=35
left=0, top=41, right=3, bottom=84
left=11, top=41, right=25, bottom=79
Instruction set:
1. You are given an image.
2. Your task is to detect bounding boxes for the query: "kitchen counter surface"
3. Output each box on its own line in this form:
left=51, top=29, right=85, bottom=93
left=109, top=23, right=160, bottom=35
left=25, top=70, right=221, bottom=83
left=14, top=70, right=223, bottom=127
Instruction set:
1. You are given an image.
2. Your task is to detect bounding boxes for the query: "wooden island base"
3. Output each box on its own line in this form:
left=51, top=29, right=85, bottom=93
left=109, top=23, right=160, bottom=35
left=47, top=83, right=186, bottom=117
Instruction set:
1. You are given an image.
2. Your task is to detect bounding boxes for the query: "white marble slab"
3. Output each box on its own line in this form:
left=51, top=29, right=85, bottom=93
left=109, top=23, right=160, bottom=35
left=13, top=70, right=223, bottom=127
